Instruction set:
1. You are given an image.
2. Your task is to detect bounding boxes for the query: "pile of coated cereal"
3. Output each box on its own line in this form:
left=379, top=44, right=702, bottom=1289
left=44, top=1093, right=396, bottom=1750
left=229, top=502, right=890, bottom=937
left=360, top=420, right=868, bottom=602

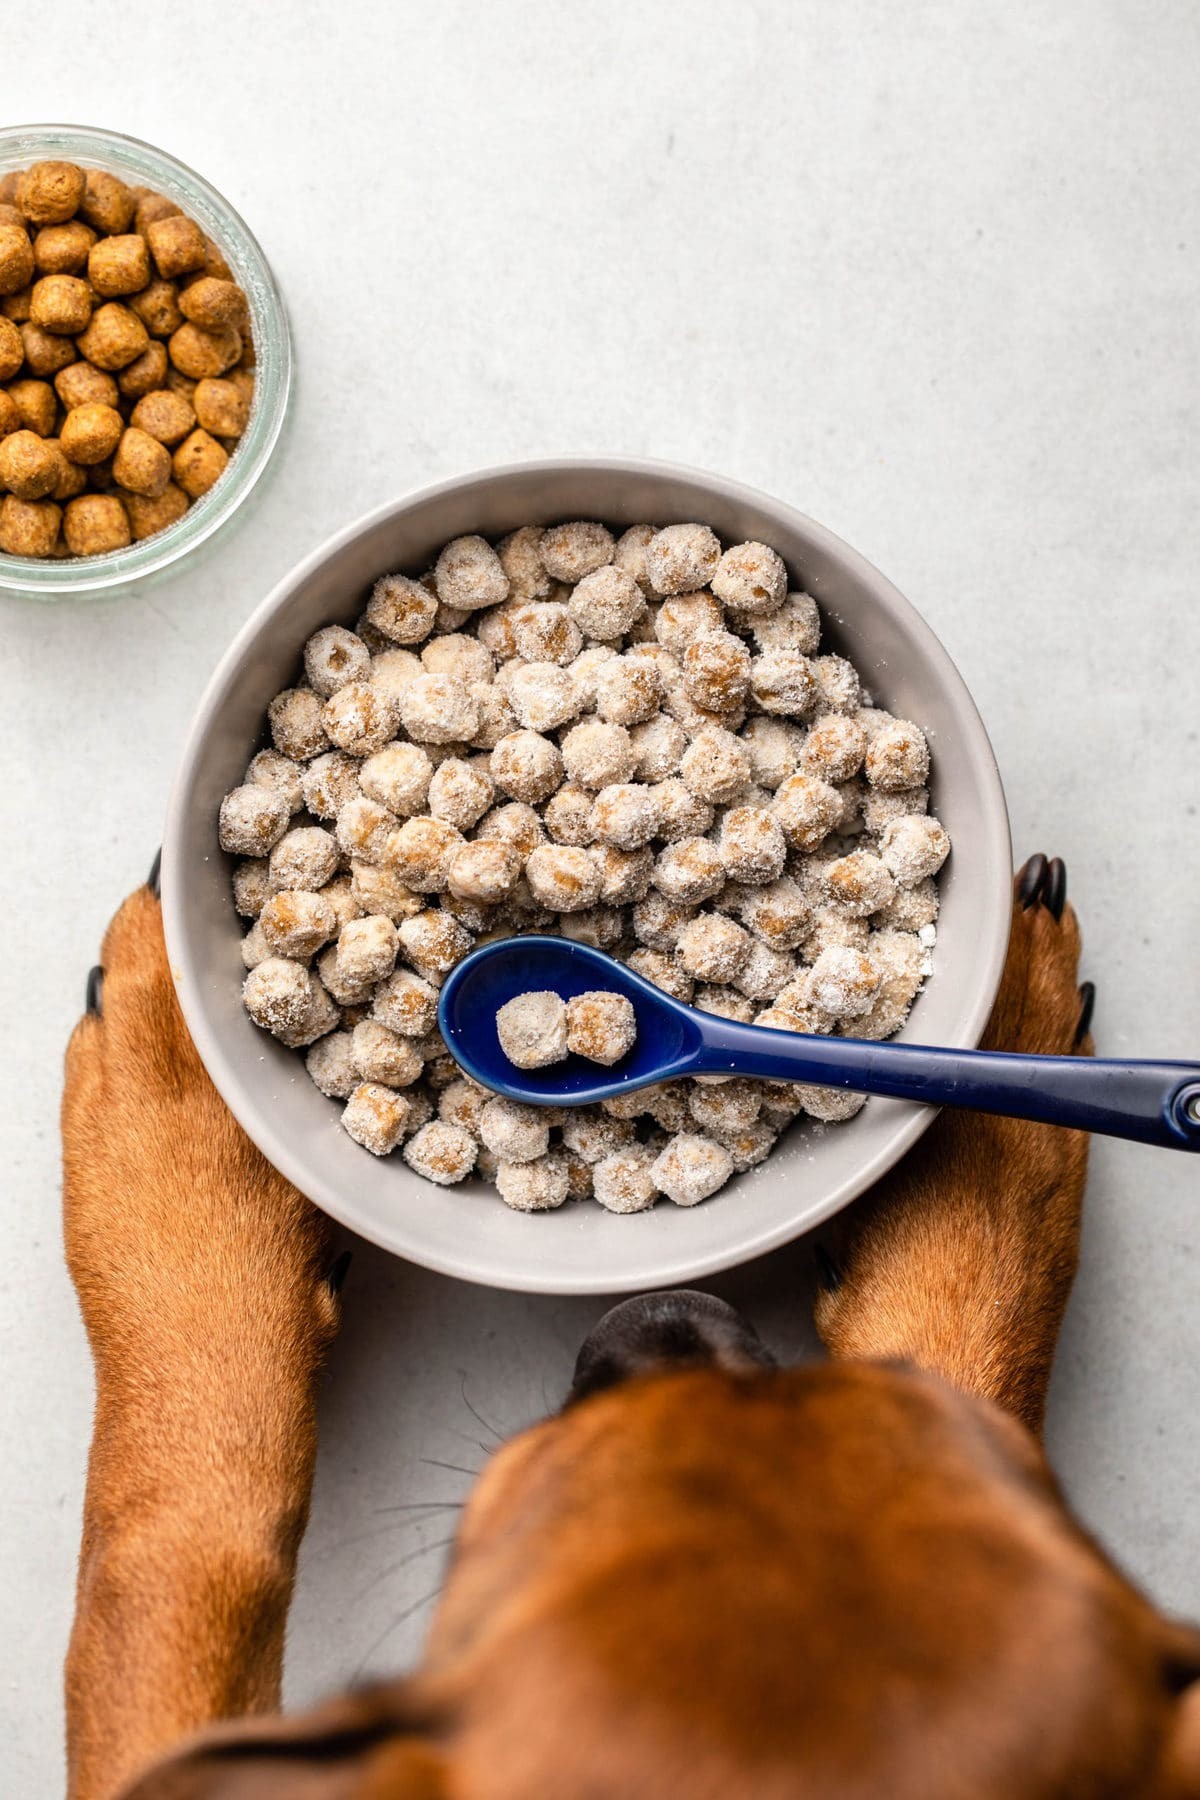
left=220, top=520, right=949, bottom=1214
left=0, top=159, right=253, bottom=558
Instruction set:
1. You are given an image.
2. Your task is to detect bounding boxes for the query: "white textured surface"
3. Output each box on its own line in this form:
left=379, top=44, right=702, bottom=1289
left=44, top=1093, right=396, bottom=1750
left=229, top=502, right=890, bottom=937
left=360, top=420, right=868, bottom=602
left=2, top=2, right=1198, bottom=1790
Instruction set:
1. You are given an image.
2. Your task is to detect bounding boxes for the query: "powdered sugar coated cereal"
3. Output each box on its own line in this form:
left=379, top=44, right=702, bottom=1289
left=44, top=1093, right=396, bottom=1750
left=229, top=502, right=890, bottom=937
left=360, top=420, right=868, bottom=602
left=225, top=510, right=949, bottom=1208
left=496, top=990, right=568, bottom=1068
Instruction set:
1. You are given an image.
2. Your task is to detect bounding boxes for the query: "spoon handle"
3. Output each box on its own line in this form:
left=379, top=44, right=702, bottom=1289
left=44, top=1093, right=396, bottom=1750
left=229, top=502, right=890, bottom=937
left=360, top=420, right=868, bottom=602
left=688, top=1022, right=1200, bottom=1151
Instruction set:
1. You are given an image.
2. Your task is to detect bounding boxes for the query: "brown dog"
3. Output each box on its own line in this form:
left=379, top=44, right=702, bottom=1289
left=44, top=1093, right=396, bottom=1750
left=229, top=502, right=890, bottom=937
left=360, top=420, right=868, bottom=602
left=62, top=859, right=1200, bottom=1799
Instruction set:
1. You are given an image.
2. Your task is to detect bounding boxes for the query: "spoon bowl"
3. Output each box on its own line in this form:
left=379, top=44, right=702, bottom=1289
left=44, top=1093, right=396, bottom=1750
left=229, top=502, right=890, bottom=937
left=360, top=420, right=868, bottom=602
left=439, top=936, right=702, bottom=1104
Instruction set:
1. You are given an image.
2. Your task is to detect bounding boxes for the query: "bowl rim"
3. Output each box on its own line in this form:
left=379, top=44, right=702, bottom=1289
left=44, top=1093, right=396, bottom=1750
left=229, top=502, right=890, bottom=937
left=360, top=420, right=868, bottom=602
left=162, top=457, right=1012, bottom=1294
left=0, top=121, right=291, bottom=599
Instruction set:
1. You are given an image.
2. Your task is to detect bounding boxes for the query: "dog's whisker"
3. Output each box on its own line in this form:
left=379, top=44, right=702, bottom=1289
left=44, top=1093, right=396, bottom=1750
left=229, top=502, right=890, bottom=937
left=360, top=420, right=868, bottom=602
left=458, top=1369, right=507, bottom=1448
left=375, top=1534, right=458, bottom=1586
left=372, top=1500, right=466, bottom=1517
left=419, top=1456, right=484, bottom=1478
left=347, top=1532, right=457, bottom=1609
left=434, top=1418, right=502, bottom=1456
left=307, top=1514, right=459, bottom=1559
left=353, top=1582, right=446, bottom=1681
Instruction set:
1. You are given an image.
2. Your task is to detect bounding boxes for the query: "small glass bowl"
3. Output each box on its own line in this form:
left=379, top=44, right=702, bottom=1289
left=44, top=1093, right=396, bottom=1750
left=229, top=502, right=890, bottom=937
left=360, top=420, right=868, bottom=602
left=0, top=123, right=291, bottom=599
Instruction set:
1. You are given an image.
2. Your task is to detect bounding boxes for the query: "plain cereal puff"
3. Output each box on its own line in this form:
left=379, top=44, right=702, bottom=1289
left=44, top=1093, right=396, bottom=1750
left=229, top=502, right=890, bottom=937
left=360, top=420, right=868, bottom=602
left=0, top=314, right=24, bottom=380
left=87, top=234, right=151, bottom=298
left=179, top=276, right=247, bottom=332
left=129, top=279, right=184, bottom=339
left=146, top=213, right=207, bottom=279
left=168, top=321, right=241, bottom=379
left=33, top=220, right=96, bottom=274
left=191, top=376, right=249, bottom=438
left=54, top=360, right=119, bottom=410
left=0, top=429, right=60, bottom=499
left=117, top=340, right=170, bottom=399
left=76, top=302, right=148, bottom=371
left=0, top=494, right=61, bottom=555
left=59, top=402, right=123, bottom=465
left=18, top=162, right=86, bottom=226
left=0, top=226, right=35, bottom=297
left=113, top=427, right=172, bottom=498
left=124, top=482, right=190, bottom=540
left=79, top=169, right=136, bottom=236
left=30, top=274, right=92, bottom=335
left=63, top=492, right=130, bottom=554
left=7, top=377, right=56, bottom=435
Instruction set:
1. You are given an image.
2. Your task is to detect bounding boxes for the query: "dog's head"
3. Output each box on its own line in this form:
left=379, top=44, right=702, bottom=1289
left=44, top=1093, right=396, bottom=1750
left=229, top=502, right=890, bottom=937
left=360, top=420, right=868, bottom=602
left=127, top=1292, right=1200, bottom=1799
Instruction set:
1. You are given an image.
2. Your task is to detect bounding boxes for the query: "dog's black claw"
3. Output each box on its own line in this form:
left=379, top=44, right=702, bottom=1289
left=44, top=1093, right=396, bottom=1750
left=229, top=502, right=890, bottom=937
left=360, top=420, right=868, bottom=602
left=1075, top=980, right=1096, bottom=1045
left=815, top=1242, right=842, bottom=1291
left=1044, top=856, right=1067, bottom=921
left=85, top=965, right=104, bottom=1016
left=1016, top=853, right=1048, bottom=909
left=147, top=847, right=162, bottom=897
left=326, top=1249, right=352, bottom=1298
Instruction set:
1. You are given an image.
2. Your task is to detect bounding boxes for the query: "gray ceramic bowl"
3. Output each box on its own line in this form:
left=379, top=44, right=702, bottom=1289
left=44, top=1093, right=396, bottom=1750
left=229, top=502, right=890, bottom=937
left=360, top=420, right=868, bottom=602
left=162, top=460, right=1011, bottom=1295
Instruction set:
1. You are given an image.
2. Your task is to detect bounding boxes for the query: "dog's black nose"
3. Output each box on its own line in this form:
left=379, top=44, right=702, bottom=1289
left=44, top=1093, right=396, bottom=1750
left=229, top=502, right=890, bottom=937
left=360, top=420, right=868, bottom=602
left=569, top=1290, right=775, bottom=1404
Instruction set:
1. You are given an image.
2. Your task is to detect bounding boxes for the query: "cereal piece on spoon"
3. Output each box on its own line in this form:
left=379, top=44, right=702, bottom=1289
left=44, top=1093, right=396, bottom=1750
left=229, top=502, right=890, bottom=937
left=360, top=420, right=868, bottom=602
left=496, top=990, right=568, bottom=1069
left=566, top=991, right=636, bottom=1066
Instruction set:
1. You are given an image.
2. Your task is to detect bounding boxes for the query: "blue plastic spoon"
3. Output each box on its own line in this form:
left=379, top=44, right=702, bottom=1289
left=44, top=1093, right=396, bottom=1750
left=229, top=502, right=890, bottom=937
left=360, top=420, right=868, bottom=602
left=438, top=936, right=1200, bottom=1152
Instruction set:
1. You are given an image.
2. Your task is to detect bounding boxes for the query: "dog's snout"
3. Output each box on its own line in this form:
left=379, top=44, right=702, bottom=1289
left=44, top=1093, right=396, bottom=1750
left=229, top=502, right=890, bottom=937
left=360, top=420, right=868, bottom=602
left=569, top=1291, right=775, bottom=1404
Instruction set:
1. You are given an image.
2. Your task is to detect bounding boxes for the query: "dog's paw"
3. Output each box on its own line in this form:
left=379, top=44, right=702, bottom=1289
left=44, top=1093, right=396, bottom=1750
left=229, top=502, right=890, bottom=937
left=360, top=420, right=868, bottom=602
left=63, top=876, right=338, bottom=1381
left=813, top=856, right=1093, bottom=1432
left=65, top=878, right=206, bottom=1128
left=981, top=855, right=1094, bottom=1058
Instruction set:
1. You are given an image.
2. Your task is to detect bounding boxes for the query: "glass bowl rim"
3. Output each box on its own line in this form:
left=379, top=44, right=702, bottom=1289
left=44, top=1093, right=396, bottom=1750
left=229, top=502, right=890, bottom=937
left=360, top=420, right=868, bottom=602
left=0, top=121, right=291, bottom=599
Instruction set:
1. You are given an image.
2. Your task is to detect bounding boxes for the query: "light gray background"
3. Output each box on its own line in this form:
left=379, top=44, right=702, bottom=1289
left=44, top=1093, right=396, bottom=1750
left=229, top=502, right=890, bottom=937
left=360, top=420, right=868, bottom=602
left=2, top=1, right=1198, bottom=1791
